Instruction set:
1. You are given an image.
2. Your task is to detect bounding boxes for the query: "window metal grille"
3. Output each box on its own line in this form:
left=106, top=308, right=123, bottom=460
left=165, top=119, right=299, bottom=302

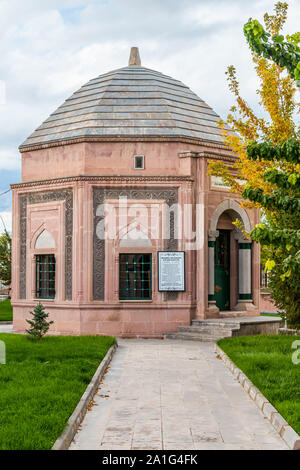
left=119, top=253, right=152, bottom=300
left=36, top=254, right=56, bottom=299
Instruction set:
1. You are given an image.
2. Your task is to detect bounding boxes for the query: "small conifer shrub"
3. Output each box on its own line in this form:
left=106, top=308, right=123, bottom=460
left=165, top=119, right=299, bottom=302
left=26, top=303, right=54, bottom=340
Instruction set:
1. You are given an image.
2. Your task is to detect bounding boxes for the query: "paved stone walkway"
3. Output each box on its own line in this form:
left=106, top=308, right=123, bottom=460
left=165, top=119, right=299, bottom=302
left=0, top=324, right=13, bottom=333
left=70, top=339, right=288, bottom=450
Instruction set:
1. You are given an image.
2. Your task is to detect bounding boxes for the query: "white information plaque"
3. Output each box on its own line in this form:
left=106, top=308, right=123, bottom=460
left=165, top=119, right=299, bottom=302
left=158, top=251, right=185, bottom=292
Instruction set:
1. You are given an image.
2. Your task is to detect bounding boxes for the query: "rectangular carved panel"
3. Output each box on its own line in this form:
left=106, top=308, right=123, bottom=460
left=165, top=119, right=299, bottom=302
left=93, top=188, right=178, bottom=301
left=19, top=190, right=73, bottom=300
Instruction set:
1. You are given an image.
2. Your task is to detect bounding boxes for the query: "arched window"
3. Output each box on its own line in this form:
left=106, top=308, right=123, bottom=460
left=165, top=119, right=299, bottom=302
left=35, top=230, right=55, bottom=249
left=119, top=228, right=151, bottom=247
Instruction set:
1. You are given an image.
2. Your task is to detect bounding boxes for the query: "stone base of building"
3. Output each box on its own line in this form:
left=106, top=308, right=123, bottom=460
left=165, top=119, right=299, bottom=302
left=233, top=299, right=259, bottom=316
left=12, top=302, right=197, bottom=338
left=12, top=299, right=260, bottom=338
left=218, top=310, right=258, bottom=318
left=205, top=300, right=220, bottom=318
left=201, top=300, right=259, bottom=319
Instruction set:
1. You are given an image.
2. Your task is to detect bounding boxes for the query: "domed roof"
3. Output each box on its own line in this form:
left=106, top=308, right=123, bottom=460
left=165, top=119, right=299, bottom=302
left=20, top=48, right=223, bottom=149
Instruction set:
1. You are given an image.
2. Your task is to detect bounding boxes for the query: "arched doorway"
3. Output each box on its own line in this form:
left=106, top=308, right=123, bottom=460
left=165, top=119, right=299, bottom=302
left=208, top=200, right=253, bottom=313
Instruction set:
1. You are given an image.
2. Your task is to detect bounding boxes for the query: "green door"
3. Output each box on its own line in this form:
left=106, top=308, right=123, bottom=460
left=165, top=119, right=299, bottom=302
left=215, top=230, right=230, bottom=311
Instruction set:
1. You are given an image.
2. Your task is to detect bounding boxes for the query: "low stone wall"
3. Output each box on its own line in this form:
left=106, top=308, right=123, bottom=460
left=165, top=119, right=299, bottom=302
left=233, top=319, right=283, bottom=337
left=279, top=328, right=300, bottom=336
left=260, top=292, right=276, bottom=312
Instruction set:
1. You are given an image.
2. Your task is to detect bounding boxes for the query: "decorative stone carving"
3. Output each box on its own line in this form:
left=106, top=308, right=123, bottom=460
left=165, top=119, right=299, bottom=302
left=93, top=188, right=178, bottom=301
left=12, top=174, right=193, bottom=190
left=19, top=190, right=73, bottom=300
left=208, top=230, right=219, bottom=242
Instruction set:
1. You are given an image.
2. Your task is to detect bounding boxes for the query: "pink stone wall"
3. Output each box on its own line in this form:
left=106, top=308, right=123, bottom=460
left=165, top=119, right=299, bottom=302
left=11, top=176, right=196, bottom=337
left=260, top=292, right=277, bottom=312
left=12, top=139, right=261, bottom=337
left=22, top=143, right=86, bottom=181
left=21, top=141, right=226, bottom=182
left=193, top=157, right=260, bottom=318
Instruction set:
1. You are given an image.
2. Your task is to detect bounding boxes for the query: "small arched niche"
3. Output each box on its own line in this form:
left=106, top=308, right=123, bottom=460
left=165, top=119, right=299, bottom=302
left=119, top=228, right=151, bottom=248
left=35, top=230, right=56, bottom=250
left=210, top=200, right=251, bottom=235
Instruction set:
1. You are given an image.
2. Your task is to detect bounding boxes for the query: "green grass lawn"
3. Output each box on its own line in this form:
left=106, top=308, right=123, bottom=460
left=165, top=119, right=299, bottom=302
left=217, top=335, right=300, bottom=435
left=260, top=313, right=282, bottom=318
left=0, top=333, right=115, bottom=450
left=0, top=299, right=12, bottom=321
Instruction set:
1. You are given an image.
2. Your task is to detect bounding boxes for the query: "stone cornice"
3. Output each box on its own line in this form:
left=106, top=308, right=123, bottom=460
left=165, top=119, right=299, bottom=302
left=178, top=149, right=236, bottom=163
left=11, top=174, right=194, bottom=190
left=19, top=135, right=229, bottom=153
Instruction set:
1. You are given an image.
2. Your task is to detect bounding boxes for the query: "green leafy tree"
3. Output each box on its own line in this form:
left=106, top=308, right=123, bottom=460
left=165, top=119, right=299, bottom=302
left=0, top=229, right=11, bottom=288
left=209, top=2, right=300, bottom=326
left=26, top=303, right=54, bottom=340
left=242, top=4, right=300, bottom=326
left=244, top=5, right=300, bottom=81
left=243, top=140, right=300, bottom=326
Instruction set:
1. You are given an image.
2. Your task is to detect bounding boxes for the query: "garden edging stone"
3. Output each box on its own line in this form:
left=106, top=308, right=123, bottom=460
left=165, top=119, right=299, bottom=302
left=52, top=341, right=118, bottom=450
left=215, top=343, right=300, bottom=450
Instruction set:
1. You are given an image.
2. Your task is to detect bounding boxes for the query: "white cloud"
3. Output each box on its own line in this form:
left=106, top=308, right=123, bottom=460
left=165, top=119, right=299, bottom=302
left=187, top=3, right=241, bottom=26
left=0, top=0, right=299, bottom=181
left=0, top=148, right=20, bottom=171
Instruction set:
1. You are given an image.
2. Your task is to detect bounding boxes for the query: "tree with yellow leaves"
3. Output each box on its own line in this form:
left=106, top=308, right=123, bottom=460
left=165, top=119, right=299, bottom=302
left=209, top=1, right=300, bottom=326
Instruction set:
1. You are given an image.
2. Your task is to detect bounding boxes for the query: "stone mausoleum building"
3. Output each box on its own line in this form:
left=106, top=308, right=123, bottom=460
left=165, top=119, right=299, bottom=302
left=11, top=48, right=260, bottom=337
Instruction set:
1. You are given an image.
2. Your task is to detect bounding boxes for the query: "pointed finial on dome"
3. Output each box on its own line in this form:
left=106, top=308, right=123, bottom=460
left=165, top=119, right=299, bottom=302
left=129, top=47, right=141, bottom=66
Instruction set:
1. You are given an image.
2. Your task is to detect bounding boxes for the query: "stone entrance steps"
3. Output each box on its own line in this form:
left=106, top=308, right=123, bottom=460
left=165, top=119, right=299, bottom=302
left=164, top=316, right=283, bottom=342
left=164, top=319, right=241, bottom=342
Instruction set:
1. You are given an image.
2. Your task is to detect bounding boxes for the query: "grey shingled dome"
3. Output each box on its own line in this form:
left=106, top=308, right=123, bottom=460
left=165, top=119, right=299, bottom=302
left=20, top=49, right=223, bottom=149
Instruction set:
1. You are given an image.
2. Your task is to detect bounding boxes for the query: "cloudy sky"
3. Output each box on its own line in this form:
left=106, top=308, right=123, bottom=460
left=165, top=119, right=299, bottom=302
left=0, top=0, right=299, bottom=233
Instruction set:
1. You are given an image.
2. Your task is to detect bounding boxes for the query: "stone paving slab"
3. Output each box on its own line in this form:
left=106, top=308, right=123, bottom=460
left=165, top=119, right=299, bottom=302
left=198, top=316, right=282, bottom=324
left=70, top=339, right=288, bottom=450
left=0, top=324, right=13, bottom=333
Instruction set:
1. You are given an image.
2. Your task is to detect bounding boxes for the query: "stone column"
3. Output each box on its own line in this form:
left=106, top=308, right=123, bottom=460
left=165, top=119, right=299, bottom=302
left=207, top=230, right=219, bottom=316
left=238, top=241, right=252, bottom=300
left=234, top=238, right=256, bottom=313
